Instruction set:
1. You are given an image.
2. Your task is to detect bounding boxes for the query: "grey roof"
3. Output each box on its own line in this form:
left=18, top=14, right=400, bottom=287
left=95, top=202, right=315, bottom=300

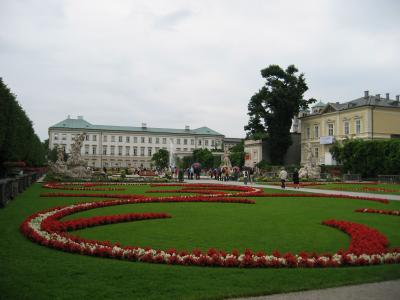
left=307, top=95, right=400, bottom=116
left=50, top=117, right=224, bottom=136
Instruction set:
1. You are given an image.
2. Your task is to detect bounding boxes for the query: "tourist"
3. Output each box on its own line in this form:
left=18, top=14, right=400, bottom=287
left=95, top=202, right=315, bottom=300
left=293, top=168, right=300, bottom=189
left=279, top=167, right=288, bottom=189
left=243, top=169, right=248, bottom=185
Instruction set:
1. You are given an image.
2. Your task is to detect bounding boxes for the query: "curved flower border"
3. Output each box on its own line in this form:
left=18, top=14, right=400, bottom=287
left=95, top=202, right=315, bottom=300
left=19, top=182, right=400, bottom=268
left=355, top=208, right=400, bottom=216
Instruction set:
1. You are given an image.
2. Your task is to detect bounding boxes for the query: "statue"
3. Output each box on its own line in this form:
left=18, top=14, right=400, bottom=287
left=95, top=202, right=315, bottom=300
left=49, top=132, right=91, bottom=179
left=299, top=142, right=321, bottom=179
left=221, top=149, right=232, bottom=169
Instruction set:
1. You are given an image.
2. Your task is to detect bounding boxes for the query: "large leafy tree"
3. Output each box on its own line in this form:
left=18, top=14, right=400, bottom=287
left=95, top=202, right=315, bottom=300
left=0, top=78, right=45, bottom=176
left=244, top=65, right=315, bottom=164
left=151, top=149, right=169, bottom=170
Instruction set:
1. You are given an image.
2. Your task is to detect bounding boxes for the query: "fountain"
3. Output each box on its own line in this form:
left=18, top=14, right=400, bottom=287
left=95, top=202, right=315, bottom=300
left=169, top=138, right=176, bottom=168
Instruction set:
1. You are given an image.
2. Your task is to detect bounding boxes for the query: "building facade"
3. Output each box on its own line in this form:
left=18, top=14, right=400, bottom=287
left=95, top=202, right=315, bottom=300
left=49, top=116, right=224, bottom=168
left=300, top=91, right=400, bottom=165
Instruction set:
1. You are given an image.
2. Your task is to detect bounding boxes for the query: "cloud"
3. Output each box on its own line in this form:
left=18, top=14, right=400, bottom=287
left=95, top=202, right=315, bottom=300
left=154, top=8, right=195, bottom=30
left=0, top=0, right=399, bottom=141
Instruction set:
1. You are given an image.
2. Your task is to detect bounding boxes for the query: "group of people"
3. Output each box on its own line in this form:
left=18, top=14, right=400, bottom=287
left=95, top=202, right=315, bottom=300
left=279, top=167, right=300, bottom=189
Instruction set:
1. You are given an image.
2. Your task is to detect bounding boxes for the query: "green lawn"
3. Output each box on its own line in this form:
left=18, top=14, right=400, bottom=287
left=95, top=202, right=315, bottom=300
left=1, top=183, right=399, bottom=300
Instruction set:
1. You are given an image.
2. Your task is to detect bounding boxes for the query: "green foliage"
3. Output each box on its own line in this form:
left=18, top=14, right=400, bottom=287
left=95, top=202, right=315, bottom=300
left=151, top=149, right=169, bottom=169
left=192, top=148, right=214, bottom=168
left=256, top=159, right=270, bottom=170
left=0, top=78, right=45, bottom=174
left=229, top=142, right=245, bottom=167
left=244, top=65, right=316, bottom=164
left=330, top=139, right=400, bottom=178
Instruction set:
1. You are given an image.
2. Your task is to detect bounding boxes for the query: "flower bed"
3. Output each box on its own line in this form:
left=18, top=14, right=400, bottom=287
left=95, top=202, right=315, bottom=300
left=20, top=182, right=400, bottom=268
left=355, top=208, right=400, bottom=216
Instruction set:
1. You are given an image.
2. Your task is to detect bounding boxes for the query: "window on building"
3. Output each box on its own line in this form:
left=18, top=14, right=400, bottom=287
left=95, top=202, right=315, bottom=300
left=92, top=146, right=97, bottom=155
left=103, top=146, right=107, bottom=155
left=140, top=147, right=145, bottom=156
left=92, top=135, right=97, bottom=141
left=198, top=140, right=202, bottom=146
left=156, top=137, right=159, bottom=144
left=211, top=140, right=215, bottom=147
left=328, top=123, right=334, bottom=136
left=84, top=145, right=89, bottom=155
left=355, top=119, right=361, bottom=134
left=148, top=147, right=152, bottom=156
left=314, top=126, right=319, bottom=139
left=133, top=136, right=138, bottom=143
left=191, top=139, right=194, bottom=145
left=62, top=134, right=66, bottom=141
left=177, top=138, right=181, bottom=145
left=126, top=136, right=130, bottom=143
left=141, top=137, right=145, bottom=143
left=118, top=146, right=122, bottom=156
left=306, top=127, right=310, bottom=139
left=205, top=140, right=209, bottom=146
left=118, top=136, right=122, bottom=142
left=344, top=122, right=349, bottom=135
left=133, top=146, right=137, bottom=156
left=183, top=148, right=187, bottom=152
left=103, top=135, right=107, bottom=142
left=162, top=138, right=167, bottom=144
left=148, top=137, right=152, bottom=143
left=85, top=135, right=89, bottom=141
left=126, top=146, right=130, bottom=156
left=162, top=147, right=167, bottom=150
left=155, top=147, right=160, bottom=152
left=176, top=148, right=181, bottom=151
left=111, top=136, right=115, bottom=142
left=54, top=134, right=59, bottom=141
left=184, top=139, right=187, bottom=145
left=110, top=146, right=115, bottom=155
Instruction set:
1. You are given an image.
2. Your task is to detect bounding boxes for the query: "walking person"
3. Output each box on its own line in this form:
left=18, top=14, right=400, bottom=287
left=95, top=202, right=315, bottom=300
left=279, top=167, right=288, bottom=189
left=292, top=168, right=300, bottom=189
left=243, top=169, right=248, bottom=185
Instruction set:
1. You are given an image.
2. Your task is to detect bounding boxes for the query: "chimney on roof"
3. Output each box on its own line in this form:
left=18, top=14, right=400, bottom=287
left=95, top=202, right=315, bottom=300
left=375, top=94, right=380, bottom=101
left=67, top=115, right=71, bottom=119
left=185, top=125, right=190, bottom=131
left=77, top=116, right=83, bottom=120
left=141, top=123, right=147, bottom=129
left=386, top=93, right=390, bottom=100
left=364, top=90, right=369, bottom=98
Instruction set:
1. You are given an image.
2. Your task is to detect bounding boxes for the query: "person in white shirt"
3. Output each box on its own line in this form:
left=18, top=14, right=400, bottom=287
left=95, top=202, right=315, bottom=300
left=279, top=168, right=288, bottom=189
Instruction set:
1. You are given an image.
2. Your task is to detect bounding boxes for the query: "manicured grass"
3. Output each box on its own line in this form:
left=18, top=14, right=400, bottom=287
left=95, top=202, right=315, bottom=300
left=1, top=183, right=399, bottom=300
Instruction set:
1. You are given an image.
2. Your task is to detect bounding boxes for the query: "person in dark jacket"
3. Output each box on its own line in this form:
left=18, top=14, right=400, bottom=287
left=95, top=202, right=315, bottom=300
left=293, top=168, right=300, bottom=189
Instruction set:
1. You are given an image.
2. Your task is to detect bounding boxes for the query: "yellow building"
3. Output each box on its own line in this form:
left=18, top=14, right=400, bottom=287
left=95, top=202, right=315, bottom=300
left=299, top=91, right=400, bottom=165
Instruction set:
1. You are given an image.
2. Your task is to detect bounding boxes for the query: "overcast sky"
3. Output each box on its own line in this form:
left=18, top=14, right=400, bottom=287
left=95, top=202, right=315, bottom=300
left=1, top=0, right=399, bottom=141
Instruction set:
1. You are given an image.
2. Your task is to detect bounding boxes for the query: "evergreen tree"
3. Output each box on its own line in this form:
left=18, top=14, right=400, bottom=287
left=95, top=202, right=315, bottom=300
left=244, top=65, right=315, bottom=164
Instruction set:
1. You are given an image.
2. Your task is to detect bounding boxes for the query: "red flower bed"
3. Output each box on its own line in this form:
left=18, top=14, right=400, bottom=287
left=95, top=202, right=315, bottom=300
left=21, top=182, right=399, bottom=268
left=43, top=182, right=126, bottom=191
left=355, top=208, right=400, bottom=216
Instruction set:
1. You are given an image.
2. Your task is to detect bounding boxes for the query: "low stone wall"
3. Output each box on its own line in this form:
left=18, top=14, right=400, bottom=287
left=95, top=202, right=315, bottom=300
left=0, top=173, right=40, bottom=208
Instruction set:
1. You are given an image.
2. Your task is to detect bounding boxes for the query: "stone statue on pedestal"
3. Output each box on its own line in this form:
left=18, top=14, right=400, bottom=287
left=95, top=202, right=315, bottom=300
left=299, top=142, right=321, bottom=179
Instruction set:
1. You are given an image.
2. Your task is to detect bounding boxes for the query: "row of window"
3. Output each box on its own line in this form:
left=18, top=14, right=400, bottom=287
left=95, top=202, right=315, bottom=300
left=79, top=145, right=196, bottom=156
left=53, top=133, right=219, bottom=147
left=305, top=119, right=362, bottom=139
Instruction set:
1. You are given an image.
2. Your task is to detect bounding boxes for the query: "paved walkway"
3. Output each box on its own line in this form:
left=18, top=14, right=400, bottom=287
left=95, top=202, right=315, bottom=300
left=232, top=279, right=400, bottom=300
left=191, top=178, right=400, bottom=201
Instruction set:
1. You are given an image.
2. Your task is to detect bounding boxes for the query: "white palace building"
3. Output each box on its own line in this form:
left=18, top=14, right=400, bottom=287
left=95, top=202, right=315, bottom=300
left=48, top=116, right=225, bottom=168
